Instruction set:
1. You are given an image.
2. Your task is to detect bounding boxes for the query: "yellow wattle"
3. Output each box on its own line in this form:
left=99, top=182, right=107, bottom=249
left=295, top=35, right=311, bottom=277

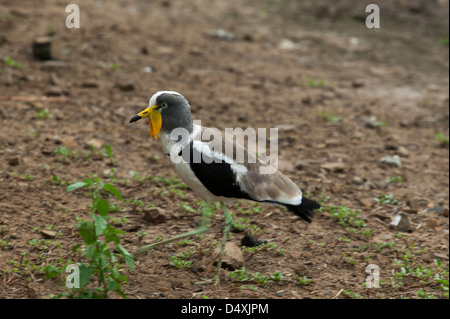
left=150, top=110, right=162, bottom=140
left=149, top=118, right=154, bottom=138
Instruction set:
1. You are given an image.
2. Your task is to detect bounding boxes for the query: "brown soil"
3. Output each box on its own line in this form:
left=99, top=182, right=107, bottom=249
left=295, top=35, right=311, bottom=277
left=0, top=0, right=448, bottom=299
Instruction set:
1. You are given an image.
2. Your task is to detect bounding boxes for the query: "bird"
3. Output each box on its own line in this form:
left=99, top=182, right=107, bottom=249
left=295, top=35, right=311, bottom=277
left=129, top=91, right=320, bottom=284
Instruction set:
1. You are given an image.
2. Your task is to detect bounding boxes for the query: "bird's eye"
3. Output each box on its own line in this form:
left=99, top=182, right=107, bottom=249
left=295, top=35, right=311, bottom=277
left=160, top=102, right=168, bottom=109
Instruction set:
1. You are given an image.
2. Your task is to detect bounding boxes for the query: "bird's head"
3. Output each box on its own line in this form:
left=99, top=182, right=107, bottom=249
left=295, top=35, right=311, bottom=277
left=129, top=91, right=192, bottom=140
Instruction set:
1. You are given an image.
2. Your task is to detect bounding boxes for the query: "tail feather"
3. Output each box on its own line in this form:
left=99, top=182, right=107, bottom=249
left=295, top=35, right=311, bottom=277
left=284, top=197, right=321, bottom=223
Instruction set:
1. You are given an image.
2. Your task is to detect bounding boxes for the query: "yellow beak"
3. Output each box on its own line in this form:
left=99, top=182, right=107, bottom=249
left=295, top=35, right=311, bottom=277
left=129, top=105, right=162, bottom=140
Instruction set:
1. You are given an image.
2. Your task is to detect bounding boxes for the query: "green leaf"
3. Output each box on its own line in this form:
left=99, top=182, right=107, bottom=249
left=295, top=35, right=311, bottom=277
left=77, top=222, right=96, bottom=244
left=94, top=215, right=107, bottom=237
left=105, top=225, right=124, bottom=244
left=117, top=243, right=134, bottom=271
left=106, top=225, right=125, bottom=235
left=96, top=198, right=109, bottom=216
left=78, top=263, right=93, bottom=287
left=45, top=265, right=62, bottom=279
left=98, top=253, right=107, bottom=268
left=67, top=182, right=88, bottom=192
left=71, top=243, right=82, bottom=252
left=105, top=233, right=120, bottom=245
left=104, top=145, right=113, bottom=158
left=83, top=178, right=94, bottom=184
left=103, top=183, right=122, bottom=201
left=86, top=245, right=94, bottom=258
left=108, top=278, right=117, bottom=291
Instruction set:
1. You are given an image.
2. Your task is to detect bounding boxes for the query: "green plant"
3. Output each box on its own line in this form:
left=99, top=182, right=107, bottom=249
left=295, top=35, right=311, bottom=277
left=230, top=267, right=253, bottom=282
left=0, top=238, right=13, bottom=250
left=4, top=56, right=24, bottom=69
left=49, top=175, right=65, bottom=186
left=416, top=288, right=436, bottom=299
left=317, top=111, right=341, bottom=123
left=53, top=146, right=77, bottom=161
left=270, top=271, right=283, bottom=281
left=169, top=253, right=193, bottom=269
left=129, top=170, right=146, bottom=183
left=368, top=116, right=389, bottom=127
left=296, top=276, right=313, bottom=285
left=48, top=24, right=55, bottom=35
left=253, top=273, right=271, bottom=284
left=103, top=145, right=116, bottom=165
left=243, top=242, right=277, bottom=254
left=374, top=194, right=400, bottom=205
left=438, top=36, right=449, bottom=46
left=104, top=145, right=112, bottom=157
left=45, top=177, right=133, bottom=299
left=178, top=202, right=197, bottom=215
left=37, top=109, right=52, bottom=119
left=387, top=176, right=403, bottom=184
left=346, top=257, right=358, bottom=265
left=135, top=232, right=146, bottom=240
left=435, top=133, right=449, bottom=145
left=23, top=174, right=35, bottom=181
left=229, top=267, right=284, bottom=285
left=338, top=237, right=351, bottom=243
left=388, top=242, right=449, bottom=299
left=305, top=77, right=326, bottom=88
left=371, top=241, right=396, bottom=253
left=327, top=205, right=365, bottom=229
left=177, top=239, right=194, bottom=246
left=342, top=289, right=361, bottom=299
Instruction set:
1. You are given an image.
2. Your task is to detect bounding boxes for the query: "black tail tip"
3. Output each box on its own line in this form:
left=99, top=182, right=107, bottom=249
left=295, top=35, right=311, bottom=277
left=285, top=198, right=321, bottom=223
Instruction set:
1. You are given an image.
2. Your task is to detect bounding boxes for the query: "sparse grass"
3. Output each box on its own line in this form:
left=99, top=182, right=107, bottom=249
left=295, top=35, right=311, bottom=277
left=390, top=254, right=449, bottom=299
left=317, top=111, right=341, bottom=123
left=438, top=36, right=449, bottom=46
left=296, top=276, right=313, bottom=285
left=229, top=267, right=275, bottom=285
left=302, top=77, right=326, bottom=88
left=339, top=238, right=449, bottom=299
left=342, top=289, right=362, bottom=299
left=23, top=174, right=35, bottom=181
left=230, top=267, right=306, bottom=287
left=178, top=202, right=197, bottom=215
left=326, top=205, right=366, bottom=229
left=233, top=202, right=263, bottom=215
left=4, top=56, right=24, bottom=69
left=46, top=174, right=67, bottom=186
left=176, top=239, right=194, bottom=246
left=53, top=145, right=79, bottom=161
left=368, top=116, right=389, bottom=128
left=371, top=241, right=396, bottom=253
left=243, top=242, right=278, bottom=254
left=374, top=194, right=400, bottom=205
left=110, top=63, right=119, bottom=71
left=435, top=133, right=449, bottom=146
left=387, top=176, right=403, bottom=184
left=53, top=145, right=117, bottom=164
left=37, top=109, right=53, bottom=119
left=0, top=238, right=13, bottom=250
left=169, top=254, right=193, bottom=269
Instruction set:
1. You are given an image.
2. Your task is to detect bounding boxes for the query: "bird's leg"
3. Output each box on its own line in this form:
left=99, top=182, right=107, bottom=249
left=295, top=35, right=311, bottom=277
left=213, top=202, right=232, bottom=283
left=196, top=202, right=232, bottom=285
left=134, top=204, right=211, bottom=259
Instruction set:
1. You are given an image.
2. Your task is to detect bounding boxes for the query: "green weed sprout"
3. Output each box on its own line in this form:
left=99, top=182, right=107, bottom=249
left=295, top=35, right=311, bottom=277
left=45, top=177, right=133, bottom=299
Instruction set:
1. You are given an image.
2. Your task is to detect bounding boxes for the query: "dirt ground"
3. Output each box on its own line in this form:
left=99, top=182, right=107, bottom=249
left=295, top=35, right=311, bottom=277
left=0, top=0, right=449, bottom=299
